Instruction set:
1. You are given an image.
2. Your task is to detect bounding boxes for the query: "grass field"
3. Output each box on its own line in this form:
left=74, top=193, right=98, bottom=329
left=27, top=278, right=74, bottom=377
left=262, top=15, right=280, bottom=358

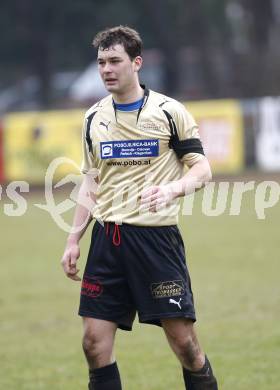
left=1, top=179, right=280, bottom=389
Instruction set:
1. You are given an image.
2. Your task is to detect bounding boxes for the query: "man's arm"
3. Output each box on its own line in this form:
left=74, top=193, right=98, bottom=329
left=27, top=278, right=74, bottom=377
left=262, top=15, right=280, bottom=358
left=174, top=156, right=212, bottom=196
left=140, top=156, right=212, bottom=212
left=61, top=174, right=97, bottom=281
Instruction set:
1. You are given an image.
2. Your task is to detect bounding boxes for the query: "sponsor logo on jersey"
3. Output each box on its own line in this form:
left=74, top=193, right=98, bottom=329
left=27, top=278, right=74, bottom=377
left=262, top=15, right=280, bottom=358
left=100, top=139, right=159, bottom=159
left=106, top=159, right=151, bottom=167
left=169, top=298, right=182, bottom=309
left=101, top=143, right=113, bottom=157
left=99, top=120, right=110, bottom=131
left=151, top=280, right=184, bottom=298
left=138, top=121, right=162, bottom=131
left=81, top=276, right=103, bottom=298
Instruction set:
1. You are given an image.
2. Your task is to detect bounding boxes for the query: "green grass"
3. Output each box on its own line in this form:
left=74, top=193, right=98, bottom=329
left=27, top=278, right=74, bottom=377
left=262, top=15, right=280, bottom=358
left=0, top=183, right=280, bottom=389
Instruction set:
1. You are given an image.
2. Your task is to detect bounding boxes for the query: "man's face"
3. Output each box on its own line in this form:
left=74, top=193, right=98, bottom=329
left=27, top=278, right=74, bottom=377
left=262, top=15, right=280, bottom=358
left=97, top=44, right=142, bottom=94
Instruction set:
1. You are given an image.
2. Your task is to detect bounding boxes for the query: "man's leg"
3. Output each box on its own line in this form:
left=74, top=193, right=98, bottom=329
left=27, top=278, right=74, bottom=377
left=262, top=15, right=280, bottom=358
left=82, top=317, right=122, bottom=390
left=161, top=318, right=218, bottom=390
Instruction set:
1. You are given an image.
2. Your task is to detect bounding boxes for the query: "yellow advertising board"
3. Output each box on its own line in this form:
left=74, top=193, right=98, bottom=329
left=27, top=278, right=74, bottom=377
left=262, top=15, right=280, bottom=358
left=185, top=100, right=244, bottom=173
left=4, top=110, right=84, bottom=183
left=4, top=100, right=244, bottom=183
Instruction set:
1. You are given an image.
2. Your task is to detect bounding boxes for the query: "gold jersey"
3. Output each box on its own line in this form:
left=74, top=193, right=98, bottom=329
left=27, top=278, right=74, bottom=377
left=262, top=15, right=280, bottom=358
left=81, top=87, right=204, bottom=226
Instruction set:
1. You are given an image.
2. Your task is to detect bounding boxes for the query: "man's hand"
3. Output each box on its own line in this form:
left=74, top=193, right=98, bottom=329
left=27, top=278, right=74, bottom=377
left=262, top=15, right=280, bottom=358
left=140, top=158, right=212, bottom=213
left=140, top=183, right=178, bottom=212
left=61, top=242, right=81, bottom=281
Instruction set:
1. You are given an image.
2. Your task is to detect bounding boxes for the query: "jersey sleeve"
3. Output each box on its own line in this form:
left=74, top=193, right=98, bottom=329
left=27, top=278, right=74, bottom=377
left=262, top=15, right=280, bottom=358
left=168, top=102, right=205, bottom=167
left=80, top=116, right=95, bottom=174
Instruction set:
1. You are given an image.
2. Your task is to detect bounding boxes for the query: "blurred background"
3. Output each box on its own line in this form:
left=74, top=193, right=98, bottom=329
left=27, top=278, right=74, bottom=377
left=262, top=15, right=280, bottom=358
left=1, top=0, right=280, bottom=108
left=0, top=1, right=280, bottom=390
left=1, top=0, right=280, bottom=181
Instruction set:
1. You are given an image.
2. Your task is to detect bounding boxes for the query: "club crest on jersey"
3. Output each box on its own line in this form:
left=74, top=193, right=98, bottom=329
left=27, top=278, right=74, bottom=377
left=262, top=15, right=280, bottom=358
left=100, top=139, right=159, bottom=159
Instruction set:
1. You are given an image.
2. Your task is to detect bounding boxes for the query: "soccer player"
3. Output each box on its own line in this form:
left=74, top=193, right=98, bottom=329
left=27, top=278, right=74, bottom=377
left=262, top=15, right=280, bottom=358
left=61, top=26, right=218, bottom=390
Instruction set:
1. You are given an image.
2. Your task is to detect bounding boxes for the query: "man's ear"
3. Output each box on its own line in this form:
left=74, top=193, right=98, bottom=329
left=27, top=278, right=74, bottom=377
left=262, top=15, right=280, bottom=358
left=133, top=56, right=143, bottom=72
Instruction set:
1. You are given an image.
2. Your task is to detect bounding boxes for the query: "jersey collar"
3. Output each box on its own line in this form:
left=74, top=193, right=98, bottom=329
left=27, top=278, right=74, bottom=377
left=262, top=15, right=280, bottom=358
left=112, top=84, right=149, bottom=123
left=113, top=97, right=144, bottom=112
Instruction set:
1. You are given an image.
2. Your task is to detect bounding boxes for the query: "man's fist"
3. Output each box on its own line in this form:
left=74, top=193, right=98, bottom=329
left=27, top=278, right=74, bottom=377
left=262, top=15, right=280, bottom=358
left=61, top=243, right=81, bottom=281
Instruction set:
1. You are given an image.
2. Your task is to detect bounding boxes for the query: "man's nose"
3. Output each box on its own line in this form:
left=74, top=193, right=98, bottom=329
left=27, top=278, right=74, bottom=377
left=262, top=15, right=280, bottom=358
left=103, top=62, right=112, bottom=73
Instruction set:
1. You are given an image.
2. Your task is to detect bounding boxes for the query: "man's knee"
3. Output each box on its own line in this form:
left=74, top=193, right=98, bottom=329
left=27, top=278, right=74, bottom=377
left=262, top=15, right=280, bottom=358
left=82, top=330, right=103, bottom=357
left=83, top=328, right=112, bottom=355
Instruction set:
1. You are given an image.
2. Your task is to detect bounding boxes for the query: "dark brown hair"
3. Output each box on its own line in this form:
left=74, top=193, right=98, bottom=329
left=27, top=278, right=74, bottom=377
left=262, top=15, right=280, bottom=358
left=93, top=25, right=142, bottom=60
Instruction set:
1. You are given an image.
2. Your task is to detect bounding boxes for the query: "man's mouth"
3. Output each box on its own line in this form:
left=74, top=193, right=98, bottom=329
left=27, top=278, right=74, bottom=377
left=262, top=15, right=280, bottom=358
left=105, top=78, right=117, bottom=84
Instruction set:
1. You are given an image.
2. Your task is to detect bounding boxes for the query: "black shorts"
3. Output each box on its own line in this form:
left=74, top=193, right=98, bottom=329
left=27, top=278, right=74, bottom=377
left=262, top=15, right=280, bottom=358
left=79, top=221, right=196, bottom=331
